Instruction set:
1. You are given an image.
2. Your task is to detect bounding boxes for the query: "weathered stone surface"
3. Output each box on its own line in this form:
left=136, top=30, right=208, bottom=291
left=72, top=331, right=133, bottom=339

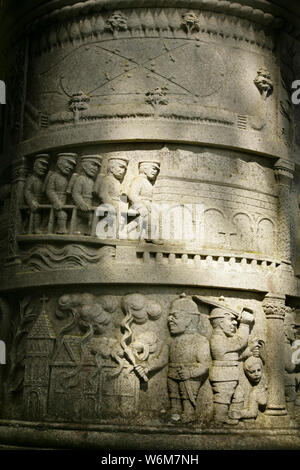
left=1, top=0, right=300, bottom=450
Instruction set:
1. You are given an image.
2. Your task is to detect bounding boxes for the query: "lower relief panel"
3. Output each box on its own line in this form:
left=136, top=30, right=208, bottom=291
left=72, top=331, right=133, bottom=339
left=2, top=287, right=293, bottom=430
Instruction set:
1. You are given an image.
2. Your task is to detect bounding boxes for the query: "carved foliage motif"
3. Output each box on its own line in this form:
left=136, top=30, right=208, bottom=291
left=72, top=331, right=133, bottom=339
left=34, top=8, right=274, bottom=55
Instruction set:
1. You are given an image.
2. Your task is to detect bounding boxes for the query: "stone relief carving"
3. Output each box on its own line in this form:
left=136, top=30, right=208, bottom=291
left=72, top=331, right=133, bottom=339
left=181, top=11, right=201, bottom=36
left=254, top=67, right=273, bottom=100
left=24, top=154, right=49, bottom=234
left=251, top=67, right=273, bottom=131
left=8, top=296, right=39, bottom=393
left=195, top=296, right=257, bottom=425
left=95, top=157, right=129, bottom=238
left=166, top=294, right=210, bottom=424
left=284, top=308, right=300, bottom=421
left=45, top=153, right=77, bottom=234
left=72, top=155, right=102, bottom=235
left=127, top=161, right=161, bottom=243
left=17, top=292, right=272, bottom=426
left=106, top=11, right=128, bottom=35
left=20, top=244, right=115, bottom=272
left=35, top=7, right=275, bottom=56
left=234, top=355, right=267, bottom=421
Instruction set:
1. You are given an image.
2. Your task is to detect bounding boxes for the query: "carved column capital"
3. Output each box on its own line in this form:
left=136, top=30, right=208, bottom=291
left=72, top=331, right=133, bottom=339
left=263, top=293, right=286, bottom=320
left=274, top=159, right=295, bottom=185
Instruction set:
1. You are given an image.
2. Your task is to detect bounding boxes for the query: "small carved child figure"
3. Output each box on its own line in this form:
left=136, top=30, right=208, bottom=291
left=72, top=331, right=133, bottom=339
left=72, top=155, right=102, bottom=235
left=24, top=154, right=49, bottom=234
left=230, top=356, right=267, bottom=422
left=284, top=307, right=300, bottom=418
left=45, top=153, right=77, bottom=234
left=167, top=294, right=210, bottom=424
left=128, top=161, right=161, bottom=242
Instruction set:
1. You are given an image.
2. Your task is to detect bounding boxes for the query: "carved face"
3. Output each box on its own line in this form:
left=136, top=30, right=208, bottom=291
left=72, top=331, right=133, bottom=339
left=219, top=313, right=237, bottom=337
left=82, top=161, right=101, bottom=179
left=245, top=362, right=262, bottom=384
left=57, top=157, right=76, bottom=176
left=168, top=309, right=192, bottom=335
left=108, top=159, right=127, bottom=181
left=140, top=163, right=159, bottom=181
left=285, top=321, right=296, bottom=342
left=34, top=159, right=48, bottom=176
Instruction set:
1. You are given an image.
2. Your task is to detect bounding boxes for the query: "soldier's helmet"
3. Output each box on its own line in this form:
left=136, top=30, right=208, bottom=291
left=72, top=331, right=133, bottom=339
left=170, top=293, right=199, bottom=315
left=34, top=154, right=50, bottom=165
left=57, top=153, right=77, bottom=166
left=81, top=155, right=102, bottom=167
left=209, top=307, right=235, bottom=321
left=139, top=161, right=160, bottom=170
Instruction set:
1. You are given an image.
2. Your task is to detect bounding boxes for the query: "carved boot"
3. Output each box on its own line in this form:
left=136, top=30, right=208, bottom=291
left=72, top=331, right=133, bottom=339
left=213, top=403, right=239, bottom=426
left=170, top=398, right=181, bottom=423
left=56, top=217, right=68, bottom=234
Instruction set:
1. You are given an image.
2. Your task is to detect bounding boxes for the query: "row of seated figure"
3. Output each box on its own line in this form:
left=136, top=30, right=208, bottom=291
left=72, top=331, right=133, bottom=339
left=23, top=152, right=160, bottom=237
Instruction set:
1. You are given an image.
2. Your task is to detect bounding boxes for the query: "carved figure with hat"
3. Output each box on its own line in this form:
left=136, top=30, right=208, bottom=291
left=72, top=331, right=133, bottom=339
left=24, top=154, right=50, bottom=233
left=45, top=153, right=77, bottom=234
left=193, top=295, right=255, bottom=425
left=72, top=155, right=102, bottom=235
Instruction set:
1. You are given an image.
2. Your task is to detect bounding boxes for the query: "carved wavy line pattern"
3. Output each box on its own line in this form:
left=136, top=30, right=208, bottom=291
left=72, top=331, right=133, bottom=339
left=33, top=8, right=274, bottom=56
left=21, top=244, right=115, bottom=271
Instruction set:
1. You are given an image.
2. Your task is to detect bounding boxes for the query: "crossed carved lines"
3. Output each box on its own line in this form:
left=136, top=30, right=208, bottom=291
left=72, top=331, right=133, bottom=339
left=40, top=39, right=196, bottom=98
left=90, top=40, right=194, bottom=97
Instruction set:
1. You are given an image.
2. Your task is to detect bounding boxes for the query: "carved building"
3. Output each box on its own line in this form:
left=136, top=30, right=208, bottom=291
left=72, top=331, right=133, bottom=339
left=1, top=0, right=300, bottom=450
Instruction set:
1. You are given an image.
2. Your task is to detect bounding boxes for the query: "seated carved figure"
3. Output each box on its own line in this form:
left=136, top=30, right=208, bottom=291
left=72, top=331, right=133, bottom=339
left=97, top=157, right=128, bottom=210
left=45, top=153, right=77, bottom=234
left=24, top=154, right=49, bottom=234
left=128, top=160, right=161, bottom=243
left=72, top=155, right=102, bottom=235
left=95, top=157, right=128, bottom=238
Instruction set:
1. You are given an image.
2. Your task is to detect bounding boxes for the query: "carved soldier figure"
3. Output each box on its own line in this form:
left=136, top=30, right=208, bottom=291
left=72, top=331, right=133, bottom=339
left=24, top=154, right=49, bottom=234
left=97, top=157, right=128, bottom=209
left=128, top=161, right=160, bottom=242
left=208, top=304, right=254, bottom=425
left=45, top=153, right=77, bottom=234
left=166, top=294, right=210, bottom=424
left=72, top=155, right=102, bottom=235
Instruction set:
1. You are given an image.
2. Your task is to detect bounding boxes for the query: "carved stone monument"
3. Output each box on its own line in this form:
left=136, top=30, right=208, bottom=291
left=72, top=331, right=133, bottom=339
left=1, top=0, right=300, bottom=450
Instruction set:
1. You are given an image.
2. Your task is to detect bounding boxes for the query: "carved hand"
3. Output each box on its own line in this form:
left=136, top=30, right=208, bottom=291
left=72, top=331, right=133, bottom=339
left=79, top=203, right=90, bottom=212
left=178, top=366, right=191, bottom=381
left=240, top=311, right=254, bottom=326
left=29, top=200, right=39, bottom=212
left=53, top=201, right=63, bottom=211
left=138, top=205, right=148, bottom=218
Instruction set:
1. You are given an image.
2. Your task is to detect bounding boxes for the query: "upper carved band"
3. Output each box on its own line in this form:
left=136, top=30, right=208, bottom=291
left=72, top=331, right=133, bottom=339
left=26, top=0, right=279, bottom=34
